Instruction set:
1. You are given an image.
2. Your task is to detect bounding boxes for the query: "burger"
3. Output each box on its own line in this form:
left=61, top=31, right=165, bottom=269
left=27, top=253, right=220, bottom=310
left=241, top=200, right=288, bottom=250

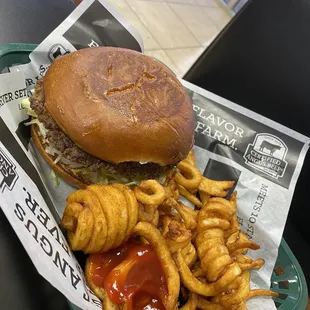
left=22, top=47, right=195, bottom=188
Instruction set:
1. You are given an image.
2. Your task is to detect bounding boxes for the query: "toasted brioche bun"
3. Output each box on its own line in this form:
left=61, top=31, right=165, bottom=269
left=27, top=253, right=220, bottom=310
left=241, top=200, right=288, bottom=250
left=43, top=46, right=195, bottom=166
left=31, top=124, right=87, bottom=189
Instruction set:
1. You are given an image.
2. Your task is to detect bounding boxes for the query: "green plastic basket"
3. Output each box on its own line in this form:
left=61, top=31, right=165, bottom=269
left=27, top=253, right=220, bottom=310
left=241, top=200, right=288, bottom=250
left=1, top=43, right=308, bottom=310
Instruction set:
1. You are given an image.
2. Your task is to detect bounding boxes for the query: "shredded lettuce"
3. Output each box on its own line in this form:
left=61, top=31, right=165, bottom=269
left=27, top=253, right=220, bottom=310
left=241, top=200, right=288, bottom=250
left=22, top=96, right=48, bottom=138
left=45, top=145, right=61, bottom=157
left=21, top=98, right=37, bottom=117
left=50, top=169, right=60, bottom=186
left=24, top=118, right=48, bottom=138
left=71, top=167, right=131, bottom=184
left=53, top=153, right=63, bottom=165
left=59, top=157, right=85, bottom=168
left=70, top=166, right=167, bottom=185
left=125, top=181, right=137, bottom=187
left=98, top=174, right=109, bottom=184
left=71, top=168, right=113, bottom=184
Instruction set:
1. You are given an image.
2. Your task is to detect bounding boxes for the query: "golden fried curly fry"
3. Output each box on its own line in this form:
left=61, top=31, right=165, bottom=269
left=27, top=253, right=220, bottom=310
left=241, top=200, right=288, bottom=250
left=61, top=201, right=94, bottom=251
left=192, top=266, right=204, bottom=278
left=164, top=167, right=178, bottom=185
left=159, top=199, right=179, bottom=218
left=175, top=202, right=198, bottom=231
left=134, top=180, right=166, bottom=205
left=162, top=217, right=192, bottom=252
left=164, top=171, right=180, bottom=201
left=133, top=222, right=180, bottom=310
left=161, top=217, right=197, bottom=266
left=88, top=185, right=126, bottom=251
left=62, top=189, right=107, bottom=253
left=164, top=186, right=179, bottom=201
left=179, top=202, right=198, bottom=219
left=138, top=203, right=159, bottom=227
left=229, top=191, right=237, bottom=208
left=248, top=289, right=279, bottom=299
left=175, top=250, right=241, bottom=297
left=175, top=161, right=202, bottom=190
left=196, top=296, right=225, bottom=310
left=219, top=193, right=266, bottom=273
left=112, top=184, right=139, bottom=240
left=181, top=242, right=197, bottom=266
left=152, top=210, right=160, bottom=227
left=224, top=214, right=240, bottom=240
left=198, top=177, right=235, bottom=197
left=195, top=197, right=241, bottom=284
left=179, top=292, right=197, bottom=310
left=162, top=198, right=197, bottom=231
left=227, top=231, right=261, bottom=254
left=199, top=191, right=210, bottom=205
left=183, top=149, right=196, bottom=167
left=159, top=207, right=182, bottom=223
left=211, top=271, right=251, bottom=309
left=177, top=184, right=202, bottom=207
left=197, top=278, right=279, bottom=309
left=234, top=254, right=265, bottom=271
left=61, top=184, right=139, bottom=253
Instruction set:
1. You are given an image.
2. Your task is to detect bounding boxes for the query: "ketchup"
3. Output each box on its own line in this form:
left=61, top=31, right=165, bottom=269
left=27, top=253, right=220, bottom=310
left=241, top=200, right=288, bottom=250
left=88, top=241, right=167, bottom=310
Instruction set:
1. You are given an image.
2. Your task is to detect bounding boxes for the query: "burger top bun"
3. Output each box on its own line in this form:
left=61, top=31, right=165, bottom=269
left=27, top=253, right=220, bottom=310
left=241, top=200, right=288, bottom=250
left=43, top=47, right=195, bottom=166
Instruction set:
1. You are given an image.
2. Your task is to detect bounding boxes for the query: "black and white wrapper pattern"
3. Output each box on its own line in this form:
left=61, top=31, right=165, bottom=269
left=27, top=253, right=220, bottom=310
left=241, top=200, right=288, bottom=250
left=1, top=1, right=309, bottom=309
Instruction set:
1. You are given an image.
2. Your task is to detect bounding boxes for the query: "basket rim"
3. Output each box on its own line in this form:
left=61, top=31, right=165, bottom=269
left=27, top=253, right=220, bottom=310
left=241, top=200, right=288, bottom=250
left=0, top=43, right=37, bottom=58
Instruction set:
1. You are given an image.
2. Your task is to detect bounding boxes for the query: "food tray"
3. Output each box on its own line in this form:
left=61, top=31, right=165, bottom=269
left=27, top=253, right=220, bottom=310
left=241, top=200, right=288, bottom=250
left=0, top=43, right=308, bottom=310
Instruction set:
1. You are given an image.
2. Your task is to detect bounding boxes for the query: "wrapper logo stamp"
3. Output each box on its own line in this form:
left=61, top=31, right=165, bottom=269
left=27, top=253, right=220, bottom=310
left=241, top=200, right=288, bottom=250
left=48, top=44, right=70, bottom=61
left=243, top=133, right=288, bottom=179
left=0, top=148, right=19, bottom=192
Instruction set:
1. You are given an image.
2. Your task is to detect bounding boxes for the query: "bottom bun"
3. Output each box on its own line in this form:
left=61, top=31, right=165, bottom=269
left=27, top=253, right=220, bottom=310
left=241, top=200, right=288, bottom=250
left=31, top=124, right=87, bottom=189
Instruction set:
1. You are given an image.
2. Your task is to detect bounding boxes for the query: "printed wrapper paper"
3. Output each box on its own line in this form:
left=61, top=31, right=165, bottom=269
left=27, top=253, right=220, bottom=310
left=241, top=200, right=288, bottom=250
left=1, top=1, right=310, bottom=309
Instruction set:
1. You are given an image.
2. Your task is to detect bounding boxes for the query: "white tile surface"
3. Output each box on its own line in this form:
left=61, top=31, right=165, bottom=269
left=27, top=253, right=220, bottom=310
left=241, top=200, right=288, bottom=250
left=144, top=49, right=181, bottom=76
left=170, top=3, right=220, bottom=46
left=123, top=11, right=161, bottom=50
left=109, top=0, right=132, bottom=12
left=109, top=0, right=160, bottom=50
left=126, top=0, right=200, bottom=48
left=204, top=6, right=231, bottom=29
left=114, top=0, right=234, bottom=77
left=165, top=47, right=204, bottom=76
left=196, top=0, right=219, bottom=6
left=133, top=0, right=166, bottom=2
left=165, top=0, right=197, bottom=4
